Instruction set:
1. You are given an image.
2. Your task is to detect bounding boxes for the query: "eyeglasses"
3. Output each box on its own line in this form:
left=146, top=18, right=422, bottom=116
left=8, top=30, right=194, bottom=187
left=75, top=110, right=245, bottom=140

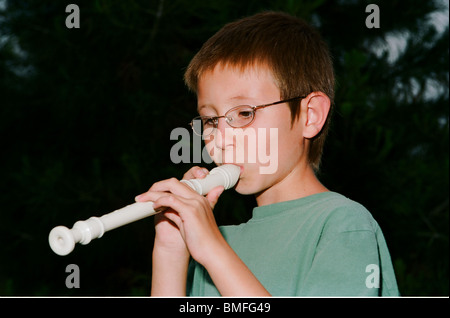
left=189, top=96, right=306, bottom=137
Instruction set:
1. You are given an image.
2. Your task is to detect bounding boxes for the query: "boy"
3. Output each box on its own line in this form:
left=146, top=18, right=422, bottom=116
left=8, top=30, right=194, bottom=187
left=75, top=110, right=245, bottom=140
left=135, top=11, right=399, bottom=296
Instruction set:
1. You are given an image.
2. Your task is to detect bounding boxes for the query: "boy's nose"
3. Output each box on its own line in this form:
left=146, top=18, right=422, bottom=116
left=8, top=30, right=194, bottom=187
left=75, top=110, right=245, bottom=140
left=214, top=117, right=234, bottom=151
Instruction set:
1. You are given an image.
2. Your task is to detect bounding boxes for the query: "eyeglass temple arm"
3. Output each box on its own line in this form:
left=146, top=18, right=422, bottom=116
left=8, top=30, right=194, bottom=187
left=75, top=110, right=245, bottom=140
left=255, top=95, right=307, bottom=110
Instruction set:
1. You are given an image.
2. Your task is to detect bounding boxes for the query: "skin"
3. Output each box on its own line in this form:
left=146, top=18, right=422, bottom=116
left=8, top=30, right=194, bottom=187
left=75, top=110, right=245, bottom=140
left=136, top=62, right=331, bottom=296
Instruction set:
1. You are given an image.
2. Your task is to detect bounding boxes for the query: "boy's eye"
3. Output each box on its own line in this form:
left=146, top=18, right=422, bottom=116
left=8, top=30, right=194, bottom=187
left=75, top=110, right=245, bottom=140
left=237, top=110, right=253, bottom=118
left=203, top=117, right=215, bottom=126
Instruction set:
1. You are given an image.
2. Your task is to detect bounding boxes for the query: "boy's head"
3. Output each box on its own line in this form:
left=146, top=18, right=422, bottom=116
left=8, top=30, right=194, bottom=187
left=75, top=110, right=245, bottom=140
left=185, top=11, right=334, bottom=171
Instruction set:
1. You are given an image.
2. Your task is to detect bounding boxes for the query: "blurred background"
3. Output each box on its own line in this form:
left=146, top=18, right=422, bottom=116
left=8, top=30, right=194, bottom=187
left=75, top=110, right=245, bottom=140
left=0, top=0, right=448, bottom=296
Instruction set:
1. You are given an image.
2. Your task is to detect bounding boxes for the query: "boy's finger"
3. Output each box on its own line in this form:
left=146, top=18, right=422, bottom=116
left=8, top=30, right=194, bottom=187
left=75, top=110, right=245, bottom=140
left=135, top=190, right=169, bottom=203
left=135, top=177, right=202, bottom=202
left=206, top=186, right=225, bottom=210
left=182, top=166, right=209, bottom=180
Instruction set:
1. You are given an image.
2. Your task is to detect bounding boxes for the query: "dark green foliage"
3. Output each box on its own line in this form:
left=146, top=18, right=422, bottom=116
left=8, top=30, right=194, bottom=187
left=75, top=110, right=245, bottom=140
left=0, top=0, right=448, bottom=296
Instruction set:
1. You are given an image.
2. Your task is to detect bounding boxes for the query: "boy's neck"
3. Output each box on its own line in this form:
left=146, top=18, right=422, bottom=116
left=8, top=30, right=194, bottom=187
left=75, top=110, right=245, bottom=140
left=254, top=163, right=328, bottom=207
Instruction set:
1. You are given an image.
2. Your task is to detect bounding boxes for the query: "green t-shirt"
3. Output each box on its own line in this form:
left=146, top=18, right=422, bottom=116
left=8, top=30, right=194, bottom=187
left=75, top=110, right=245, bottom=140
left=187, top=191, right=399, bottom=296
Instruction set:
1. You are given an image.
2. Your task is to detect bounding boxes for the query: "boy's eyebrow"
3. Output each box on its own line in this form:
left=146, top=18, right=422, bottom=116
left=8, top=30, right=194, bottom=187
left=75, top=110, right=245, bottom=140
left=230, top=95, right=254, bottom=103
left=197, top=104, right=213, bottom=112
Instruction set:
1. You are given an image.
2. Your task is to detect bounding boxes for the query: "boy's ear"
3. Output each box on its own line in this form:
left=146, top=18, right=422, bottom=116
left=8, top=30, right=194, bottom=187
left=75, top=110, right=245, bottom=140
left=302, top=92, right=331, bottom=139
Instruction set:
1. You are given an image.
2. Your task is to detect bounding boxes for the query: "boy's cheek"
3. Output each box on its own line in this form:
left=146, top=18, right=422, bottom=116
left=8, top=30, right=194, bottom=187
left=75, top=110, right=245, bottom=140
left=257, top=127, right=279, bottom=175
left=203, top=138, right=226, bottom=165
left=204, top=127, right=281, bottom=173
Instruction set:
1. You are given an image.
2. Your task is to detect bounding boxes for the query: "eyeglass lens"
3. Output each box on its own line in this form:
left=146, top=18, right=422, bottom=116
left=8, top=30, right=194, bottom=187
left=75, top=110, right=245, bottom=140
left=192, top=105, right=255, bottom=136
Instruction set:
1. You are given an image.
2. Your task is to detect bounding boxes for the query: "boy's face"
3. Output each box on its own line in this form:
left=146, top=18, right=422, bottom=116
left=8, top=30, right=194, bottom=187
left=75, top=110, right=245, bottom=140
left=197, top=63, right=308, bottom=196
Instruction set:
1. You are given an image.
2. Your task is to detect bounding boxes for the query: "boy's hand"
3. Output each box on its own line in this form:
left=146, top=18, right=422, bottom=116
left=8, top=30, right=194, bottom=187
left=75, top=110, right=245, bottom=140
left=138, top=166, right=269, bottom=296
left=138, top=166, right=213, bottom=296
left=135, top=166, right=225, bottom=265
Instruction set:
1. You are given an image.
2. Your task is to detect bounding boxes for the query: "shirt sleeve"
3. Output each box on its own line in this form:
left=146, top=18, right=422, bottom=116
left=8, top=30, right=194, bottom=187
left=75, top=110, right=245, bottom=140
left=297, top=210, right=383, bottom=296
left=298, top=229, right=381, bottom=296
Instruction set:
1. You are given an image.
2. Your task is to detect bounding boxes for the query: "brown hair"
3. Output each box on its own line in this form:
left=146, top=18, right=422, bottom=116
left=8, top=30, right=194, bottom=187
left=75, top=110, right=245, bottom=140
left=184, top=11, right=335, bottom=171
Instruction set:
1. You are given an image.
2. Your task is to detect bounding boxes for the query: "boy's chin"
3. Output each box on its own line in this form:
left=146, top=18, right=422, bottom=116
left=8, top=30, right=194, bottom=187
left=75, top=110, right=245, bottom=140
left=233, top=179, right=265, bottom=196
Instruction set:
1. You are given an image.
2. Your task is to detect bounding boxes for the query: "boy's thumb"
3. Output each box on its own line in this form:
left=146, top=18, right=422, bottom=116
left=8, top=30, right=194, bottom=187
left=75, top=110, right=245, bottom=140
left=206, top=186, right=225, bottom=209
